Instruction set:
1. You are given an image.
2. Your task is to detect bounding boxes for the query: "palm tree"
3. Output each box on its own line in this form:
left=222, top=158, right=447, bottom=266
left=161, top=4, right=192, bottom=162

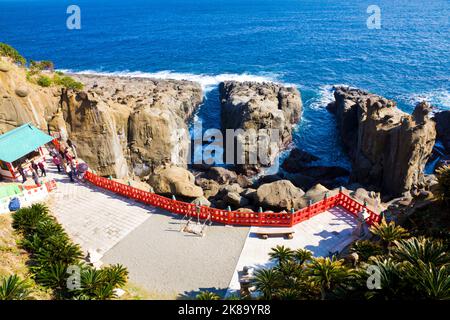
left=269, top=245, right=294, bottom=266
left=293, top=249, right=313, bottom=266
left=365, top=256, right=408, bottom=299
left=350, top=240, right=383, bottom=262
left=12, top=203, right=51, bottom=234
left=370, top=218, right=409, bottom=249
left=252, top=268, right=281, bottom=299
left=0, top=275, right=31, bottom=300
left=391, top=237, right=450, bottom=267
left=308, top=256, right=351, bottom=300
left=196, top=291, right=221, bottom=300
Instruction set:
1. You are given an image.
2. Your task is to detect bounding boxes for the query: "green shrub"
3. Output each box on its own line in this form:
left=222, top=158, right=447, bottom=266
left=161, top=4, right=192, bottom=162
left=0, top=275, right=31, bottom=300
left=0, top=42, right=26, bottom=65
left=30, top=60, right=54, bottom=72
left=53, top=74, right=84, bottom=90
left=37, top=75, right=52, bottom=87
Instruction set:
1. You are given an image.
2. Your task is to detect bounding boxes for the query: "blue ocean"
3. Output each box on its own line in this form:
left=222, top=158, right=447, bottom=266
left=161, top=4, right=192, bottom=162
left=1, top=0, right=449, bottom=169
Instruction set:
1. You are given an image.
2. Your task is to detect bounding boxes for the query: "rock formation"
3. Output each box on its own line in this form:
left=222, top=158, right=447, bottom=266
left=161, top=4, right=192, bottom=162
left=0, top=57, right=204, bottom=179
left=255, top=180, right=306, bottom=211
left=328, top=87, right=436, bottom=197
left=434, top=111, right=450, bottom=153
left=219, top=81, right=302, bottom=175
left=147, top=165, right=203, bottom=198
left=0, top=57, right=60, bottom=134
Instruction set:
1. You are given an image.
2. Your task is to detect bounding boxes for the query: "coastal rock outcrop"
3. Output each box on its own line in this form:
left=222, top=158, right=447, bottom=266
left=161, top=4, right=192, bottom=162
left=65, top=74, right=203, bottom=178
left=255, top=180, right=306, bottom=211
left=148, top=166, right=204, bottom=198
left=434, top=111, right=450, bottom=153
left=328, top=87, right=436, bottom=197
left=0, top=57, right=60, bottom=134
left=219, top=81, right=302, bottom=175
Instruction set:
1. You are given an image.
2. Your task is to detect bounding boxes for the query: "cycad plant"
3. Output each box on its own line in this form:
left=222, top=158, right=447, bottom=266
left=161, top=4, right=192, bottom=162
left=196, top=291, right=221, bottom=300
left=252, top=268, right=281, bottom=299
left=370, top=219, right=410, bottom=249
left=391, top=237, right=450, bottom=267
left=0, top=275, right=31, bottom=300
left=269, top=245, right=294, bottom=265
left=307, top=256, right=352, bottom=300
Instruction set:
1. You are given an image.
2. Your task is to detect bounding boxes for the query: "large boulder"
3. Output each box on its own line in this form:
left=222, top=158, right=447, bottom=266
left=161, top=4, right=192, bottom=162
left=148, top=166, right=203, bottom=198
left=219, top=81, right=302, bottom=175
left=255, top=180, right=305, bottom=211
left=329, top=87, right=436, bottom=197
left=195, top=178, right=220, bottom=199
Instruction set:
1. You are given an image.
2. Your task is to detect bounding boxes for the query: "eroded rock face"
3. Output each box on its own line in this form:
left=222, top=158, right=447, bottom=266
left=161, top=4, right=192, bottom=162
left=329, top=87, right=436, bottom=197
left=60, top=74, right=203, bottom=178
left=434, top=111, right=450, bottom=153
left=148, top=166, right=203, bottom=198
left=255, top=180, right=305, bottom=211
left=0, top=58, right=60, bottom=134
left=219, top=81, right=302, bottom=175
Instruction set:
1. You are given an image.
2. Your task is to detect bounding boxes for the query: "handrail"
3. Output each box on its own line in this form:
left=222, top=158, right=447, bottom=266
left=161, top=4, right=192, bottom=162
left=83, top=171, right=382, bottom=227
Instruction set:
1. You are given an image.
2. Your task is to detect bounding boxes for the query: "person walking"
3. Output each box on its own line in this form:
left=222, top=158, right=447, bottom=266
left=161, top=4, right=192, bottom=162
left=30, top=160, right=39, bottom=175
left=66, top=165, right=74, bottom=182
left=67, top=139, right=78, bottom=159
left=31, top=166, right=40, bottom=186
left=38, top=161, right=46, bottom=177
left=52, top=155, right=62, bottom=172
left=17, top=166, right=27, bottom=183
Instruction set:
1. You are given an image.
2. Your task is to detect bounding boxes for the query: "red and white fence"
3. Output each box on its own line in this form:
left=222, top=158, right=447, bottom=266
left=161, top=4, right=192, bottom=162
left=84, top=171, right=382, bottom=227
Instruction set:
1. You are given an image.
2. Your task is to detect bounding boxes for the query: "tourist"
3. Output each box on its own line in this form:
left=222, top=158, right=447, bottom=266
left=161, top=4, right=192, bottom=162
left=66, top=165, right=74, bottom=182
left=67, top=139, right=78, bottom=158
left=17, top=165, right=27, bottom=183
left=64, top=148, right=73, bottom=162
left=31, top=167, right=40, bottom=186
left=30, top=160, right=39, bottom=175
left=52, top=155, right=62, bottom=172
left=38, top=161, right=46, bottom=177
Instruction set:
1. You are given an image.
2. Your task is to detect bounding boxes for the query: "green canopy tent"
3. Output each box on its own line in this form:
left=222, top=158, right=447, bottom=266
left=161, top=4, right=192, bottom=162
left=0, top=123, right=54, bottom=180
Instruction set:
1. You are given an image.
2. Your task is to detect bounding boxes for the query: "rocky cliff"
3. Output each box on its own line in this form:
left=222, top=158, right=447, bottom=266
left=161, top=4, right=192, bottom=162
left=0, top=58, right=203, bottom=179
left=219, top=81, right=302, bottom=175
left=328, top=87, right=436, bottom=197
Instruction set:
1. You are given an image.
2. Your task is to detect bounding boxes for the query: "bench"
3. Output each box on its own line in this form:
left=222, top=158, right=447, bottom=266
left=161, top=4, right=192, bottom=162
left=253, top=227, right=295, bottom=239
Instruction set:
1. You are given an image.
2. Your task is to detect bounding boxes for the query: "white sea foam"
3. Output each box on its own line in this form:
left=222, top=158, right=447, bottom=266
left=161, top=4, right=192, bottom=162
left=399, top=90, right=450, bottom=111
left=59, top=69, right=290, bottom=92
left=309, top=84, right=354, bottom=110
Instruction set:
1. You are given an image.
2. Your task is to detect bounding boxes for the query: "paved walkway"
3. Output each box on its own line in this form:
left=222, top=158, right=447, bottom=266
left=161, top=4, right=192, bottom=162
left=47, top=166, right=157, bottom=256
left=45, top=159, right=361, bottom=299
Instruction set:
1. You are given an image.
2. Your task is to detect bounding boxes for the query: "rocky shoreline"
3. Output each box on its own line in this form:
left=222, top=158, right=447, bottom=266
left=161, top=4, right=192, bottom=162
left=1, top=56, right=448, bottom=214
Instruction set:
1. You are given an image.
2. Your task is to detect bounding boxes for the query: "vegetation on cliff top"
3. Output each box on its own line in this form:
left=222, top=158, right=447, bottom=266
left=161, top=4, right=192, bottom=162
left=0, top=42, right=26, bottom=65
left=0, top=42, right=83, bottom=90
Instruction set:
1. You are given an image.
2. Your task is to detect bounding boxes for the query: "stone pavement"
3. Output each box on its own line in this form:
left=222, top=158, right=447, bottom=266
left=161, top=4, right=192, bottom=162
left=46, top=164, right=158, bottom=257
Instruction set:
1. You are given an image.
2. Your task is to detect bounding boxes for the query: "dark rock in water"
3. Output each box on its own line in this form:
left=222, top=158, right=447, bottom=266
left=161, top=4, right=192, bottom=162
left=331, top=87, right=436, bottom=197
left=286, top=173, right=316, bottom=190
left=434, top=111, right=450, bottom=153
left=282, top=148, right=320, bottom=173
left=296, top=166, right=349, bottom=180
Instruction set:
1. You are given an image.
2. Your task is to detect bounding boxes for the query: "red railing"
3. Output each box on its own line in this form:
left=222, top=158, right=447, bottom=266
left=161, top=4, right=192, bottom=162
left=84, top=171, right=382, bottom=227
